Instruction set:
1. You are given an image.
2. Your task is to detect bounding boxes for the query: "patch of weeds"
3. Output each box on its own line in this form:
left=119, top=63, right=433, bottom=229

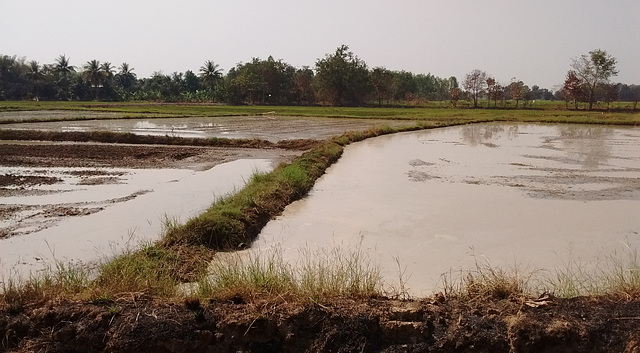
left=107, top=304, right=122, bottom=316
left=442, top=259, right=535, bottom=301
left=549, top=241, right=640, bottom=297
left=196, top=246, right=382, bottom=303
left=92, top=243, right=179, bottom=297
left=90, top=294, right=113, bottom=305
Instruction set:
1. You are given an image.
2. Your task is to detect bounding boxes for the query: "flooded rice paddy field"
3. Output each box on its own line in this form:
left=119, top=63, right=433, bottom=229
left=0, top=138, right=303, bottom=280
left=1, top=113, right=414, bottom=142
left=2, top=116, right=640, bottom=296
left=0, top=159, right=276, bottom=280
left=255, top=123, right=640, bottom=295
left=0, top=110, right=125, bottom=122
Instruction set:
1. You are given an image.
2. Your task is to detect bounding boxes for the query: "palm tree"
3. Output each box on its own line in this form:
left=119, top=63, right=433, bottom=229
left=100, top=62, right=115, bottom=79
left=83, top=60, right=105, bottom=100
left=116, top=63, right=136, bottom=100
left=24, top=61, right=45, bottom=100
left=199, top=60, right=223, bottom=102
left=53, top=55, right=75, bottom=78
left=53, top=55, right=75, bottom=100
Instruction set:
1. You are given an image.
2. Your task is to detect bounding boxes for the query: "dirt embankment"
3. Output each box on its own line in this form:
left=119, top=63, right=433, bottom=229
left=1, top=295, right=639, bottom=352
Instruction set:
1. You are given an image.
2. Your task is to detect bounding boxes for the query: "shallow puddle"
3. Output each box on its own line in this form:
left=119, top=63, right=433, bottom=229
left=255, top=123, right=640, bottom=295
left=1, top=115, right=413, bottom=142
left=0, top=159, right=274, bottom=280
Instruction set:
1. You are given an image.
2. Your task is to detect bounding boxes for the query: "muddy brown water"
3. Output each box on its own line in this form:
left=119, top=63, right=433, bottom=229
left=1, top=115, right=414, bottom=142
left=0, top=159, right=274, bottom=280
left=254, top=123, right=640, bottom=296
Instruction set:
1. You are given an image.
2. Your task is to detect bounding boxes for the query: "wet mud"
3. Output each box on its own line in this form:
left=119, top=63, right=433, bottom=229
left=2, top=295, right=639, bottom=353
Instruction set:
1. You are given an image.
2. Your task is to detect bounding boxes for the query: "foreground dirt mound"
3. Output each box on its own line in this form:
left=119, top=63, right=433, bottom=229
left=2, top=295, right=639, bottom=352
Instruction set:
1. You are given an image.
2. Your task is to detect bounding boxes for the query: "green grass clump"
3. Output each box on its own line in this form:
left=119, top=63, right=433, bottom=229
left=92, top=244, right=180, bottom=297
left=550, top=244, right=640, bottom=298
left=195, top=247, right=382, bottom=302
left=91, top=242, right=215, bottom=298
left=162, top=141, right=343, bottom=250
left=1, top=262, right=89, bottom=310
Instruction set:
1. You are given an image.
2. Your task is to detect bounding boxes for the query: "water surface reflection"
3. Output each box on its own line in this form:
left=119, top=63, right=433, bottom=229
left=255, top=123, right=640, bottom=295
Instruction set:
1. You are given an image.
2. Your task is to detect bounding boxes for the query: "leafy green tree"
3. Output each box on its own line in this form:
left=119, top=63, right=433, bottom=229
left=570, top=49, right=618, bottom=110
left=619, top=84, right=640, bottom=110
left=199, top=60, right=223, bottom=102
left=259, top=56, right=296, bottom=104
left=224, top=57, right=296, bottom=105
left=293, top=66, right=315, bottom=105
left=391, top=71, right=417, bottom=102
left=370, top=67, right=394, bottom=106
left=0, top=55, right=27, bottom=99
left=169, top=72, right=185, bottom=100
left=599, top=83, right=619, bottom=110
left=184, top=70, right=201, bottom=93
left=449, top=76, right=459, bottom=89
left=314, top=45, right=371, bottom=106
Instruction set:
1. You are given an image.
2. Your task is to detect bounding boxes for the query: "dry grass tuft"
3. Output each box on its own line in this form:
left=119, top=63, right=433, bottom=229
left=442, top=259, right=536, bottom=301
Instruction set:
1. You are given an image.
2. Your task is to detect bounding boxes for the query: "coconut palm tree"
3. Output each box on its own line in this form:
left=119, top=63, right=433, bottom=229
left=53, top=55, right=76, bottom=100
left=24, top=61, right=45, bottom=100
left=116, top=63, right=136, bottom=100
left=199, top=60, right=223, bottom=102
left=100, top=62, right=115, bottom=80
left=83, top=59, right=105, bottom=100
left=53, top=55, right=75, bottom=78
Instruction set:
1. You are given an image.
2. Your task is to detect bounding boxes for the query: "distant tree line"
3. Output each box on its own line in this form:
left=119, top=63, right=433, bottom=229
left=460, top=49, right=639, bottom=110
left=553, top=49, right=640, bottom=110
left=459, top=69, right=556, bottom=109
left=1, top=46, right=637, bottom=109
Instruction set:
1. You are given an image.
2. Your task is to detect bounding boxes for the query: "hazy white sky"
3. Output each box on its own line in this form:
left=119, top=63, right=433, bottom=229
left=2, top=0, right=638, bottom=89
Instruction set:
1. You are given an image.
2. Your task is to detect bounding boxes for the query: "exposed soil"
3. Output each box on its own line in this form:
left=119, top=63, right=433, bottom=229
left=0, top=174, right=62, bottom=188
left=1, top=294, right=639, bottom=352
left=0, top=143, right=302, bottom=170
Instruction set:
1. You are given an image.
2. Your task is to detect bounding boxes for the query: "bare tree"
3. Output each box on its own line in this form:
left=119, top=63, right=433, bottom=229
left=462, top=69, right=487, bottom=108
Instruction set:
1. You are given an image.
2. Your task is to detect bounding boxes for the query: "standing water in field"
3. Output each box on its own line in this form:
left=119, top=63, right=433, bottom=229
left=0, top=159, right=274, bottom=281
left=255, top=123, right=640, bottom=296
